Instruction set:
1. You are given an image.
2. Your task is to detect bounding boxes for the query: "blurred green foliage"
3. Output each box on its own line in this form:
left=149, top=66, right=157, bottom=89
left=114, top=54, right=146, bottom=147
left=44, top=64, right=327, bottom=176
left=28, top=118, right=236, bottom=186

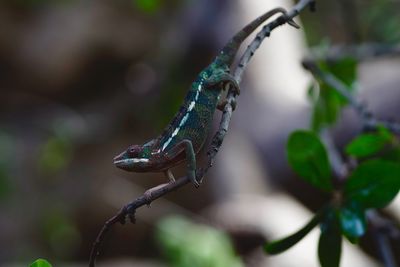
left=41, top=209, right=81, bottom=258
left=345, top=160, right=400, bottom=209
left=30, top=259, right=52, bottom=267
left=318, top=209, right=342, bottom=267
left=301, top=1, right=400, bottom=45
left=360, top=0, right=400, bottom=43
left=156, top=216, right=243, bottom=267
left=345, top=127, right=393, bottom=158
left=338, top=200, right=366, bottom=243
left=0, top=168, right=11, bottom=200
left=133, top=0, right=162, bottom=14
left=309, top=57, right=357, bottom=132
left=38, top=136, right=72, bottom=175
left=267, top=125, right=400, bottom=266
left=0, top=132, right=15, bottom=200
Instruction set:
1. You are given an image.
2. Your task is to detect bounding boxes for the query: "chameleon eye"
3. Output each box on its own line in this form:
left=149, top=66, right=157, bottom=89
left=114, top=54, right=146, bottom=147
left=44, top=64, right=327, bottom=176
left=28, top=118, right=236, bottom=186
left=127, top=146, right=139, bottom=157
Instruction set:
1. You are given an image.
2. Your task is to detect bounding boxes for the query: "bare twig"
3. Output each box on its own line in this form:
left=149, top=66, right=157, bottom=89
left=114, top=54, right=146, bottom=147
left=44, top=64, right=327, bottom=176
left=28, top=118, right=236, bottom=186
left=89, top=1, right=315, bottom=266
left=302, top=60, right=400, bottom=134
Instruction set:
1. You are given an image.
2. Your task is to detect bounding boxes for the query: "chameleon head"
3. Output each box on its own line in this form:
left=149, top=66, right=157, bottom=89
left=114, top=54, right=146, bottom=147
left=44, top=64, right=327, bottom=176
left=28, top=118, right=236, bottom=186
left=113, top=145, right=151, bottom=172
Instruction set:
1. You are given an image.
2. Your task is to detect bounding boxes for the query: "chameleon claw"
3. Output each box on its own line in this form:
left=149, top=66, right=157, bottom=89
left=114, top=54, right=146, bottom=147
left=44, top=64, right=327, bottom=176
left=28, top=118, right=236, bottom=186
left=188, top=170, right=200, bottom=188
left=231, top=98, right=237, bottom=111
left=128, top=213, right=136, bottom=224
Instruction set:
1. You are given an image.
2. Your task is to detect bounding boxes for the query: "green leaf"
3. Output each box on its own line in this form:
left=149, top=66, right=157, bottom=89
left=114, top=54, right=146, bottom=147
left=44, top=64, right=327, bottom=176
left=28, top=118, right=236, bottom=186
left=318, top=209, right=342, bottom=267
left=311, top=87, right=342, bottom=131
left=339, top=201, right=366, bottom=243
left=345, top=133, right=388, bottom=157
left=265, top=211, right=322, bottom=254
left=345, top=159, right=400, bottom=208
left=310, top=57, right=357, bottom=131
left=287, top=130, right=332, bottom=191
left=345, top=129, right=392, bottom=157
left=320, top=57, right=357, bottom=89
left=30, top=259, right=52, bottom=267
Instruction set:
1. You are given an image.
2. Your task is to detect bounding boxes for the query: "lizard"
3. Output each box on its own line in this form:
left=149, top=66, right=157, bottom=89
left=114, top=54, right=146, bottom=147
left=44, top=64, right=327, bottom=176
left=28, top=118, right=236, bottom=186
left=113, top=7, right=299, bottom=188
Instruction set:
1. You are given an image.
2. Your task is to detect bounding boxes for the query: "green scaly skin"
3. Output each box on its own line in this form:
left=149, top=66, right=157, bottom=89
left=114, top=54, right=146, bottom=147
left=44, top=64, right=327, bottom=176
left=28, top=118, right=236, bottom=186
left=114, top=7, right=297, bottom=187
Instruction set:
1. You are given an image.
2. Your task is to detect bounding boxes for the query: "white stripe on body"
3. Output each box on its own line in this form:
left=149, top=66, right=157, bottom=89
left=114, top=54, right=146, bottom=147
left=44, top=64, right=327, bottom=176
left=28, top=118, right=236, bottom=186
left=132, top=158, right=149, bottom=163
left=161, top=82, right=203, bottom=152
left=114, top=158, right=149, bottom=164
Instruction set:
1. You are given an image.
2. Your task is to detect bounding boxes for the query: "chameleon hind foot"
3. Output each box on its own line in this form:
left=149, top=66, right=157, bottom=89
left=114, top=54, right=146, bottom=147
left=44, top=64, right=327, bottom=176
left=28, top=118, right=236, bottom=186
left=204, top=72, right=240, bottom=95
left=217, top=98, right=237, bottom=111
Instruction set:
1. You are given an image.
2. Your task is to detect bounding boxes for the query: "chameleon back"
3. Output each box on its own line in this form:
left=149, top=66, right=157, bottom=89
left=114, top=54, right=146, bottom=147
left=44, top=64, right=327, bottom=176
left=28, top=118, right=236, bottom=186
left=157, top=64, right=222, bottom=154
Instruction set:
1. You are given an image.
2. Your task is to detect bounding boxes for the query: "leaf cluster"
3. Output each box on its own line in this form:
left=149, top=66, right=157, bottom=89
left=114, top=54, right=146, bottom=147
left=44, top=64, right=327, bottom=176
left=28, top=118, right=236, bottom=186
left=265, top=57, right=400, bottom=267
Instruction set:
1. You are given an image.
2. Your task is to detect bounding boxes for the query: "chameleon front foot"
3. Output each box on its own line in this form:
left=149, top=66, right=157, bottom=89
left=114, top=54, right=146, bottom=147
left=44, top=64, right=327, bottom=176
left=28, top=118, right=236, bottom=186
left=143, top=182, right=175, bottom=204
left=164, top=169, right=176, bottom=182
left=188, top=170, right=200, bottom=188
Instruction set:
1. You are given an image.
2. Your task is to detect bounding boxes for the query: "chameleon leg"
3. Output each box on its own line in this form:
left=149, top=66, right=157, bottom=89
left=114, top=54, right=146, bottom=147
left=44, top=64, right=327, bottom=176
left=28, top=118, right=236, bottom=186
left=144, top=183, right=169, bottom=204
left=165, top=139, right=199, bottom=187
left=204, top=72, right=240, bottom=95
left=143, top=170, right=176, bottom=203
left=164, top=169, right=176, bottom=182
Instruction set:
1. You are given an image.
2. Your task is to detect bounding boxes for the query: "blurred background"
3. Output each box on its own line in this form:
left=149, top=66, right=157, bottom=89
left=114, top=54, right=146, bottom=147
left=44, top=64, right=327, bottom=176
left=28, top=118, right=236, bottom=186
left=1, top=0, right=400, bottom=266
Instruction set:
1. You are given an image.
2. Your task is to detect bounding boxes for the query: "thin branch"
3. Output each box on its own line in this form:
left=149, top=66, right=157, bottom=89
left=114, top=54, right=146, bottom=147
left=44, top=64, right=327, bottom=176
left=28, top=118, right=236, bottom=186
left=319, top=129, right=348, bottom=182
left=302, top=60, right=400, bottom=134
left=368, top=210, right=399, bottom=267
left=234, top=0, right=314, bottom=82
left=89, top=1, right=315, bottom=266
left=311, top=43, right=400, bottom=62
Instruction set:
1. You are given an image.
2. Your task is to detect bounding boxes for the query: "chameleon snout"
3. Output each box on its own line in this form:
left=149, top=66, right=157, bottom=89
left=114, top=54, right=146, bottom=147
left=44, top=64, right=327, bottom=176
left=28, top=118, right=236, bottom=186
left=113, top=151, right=125, bottom=163
left=113, top=151, right=129, bottom=169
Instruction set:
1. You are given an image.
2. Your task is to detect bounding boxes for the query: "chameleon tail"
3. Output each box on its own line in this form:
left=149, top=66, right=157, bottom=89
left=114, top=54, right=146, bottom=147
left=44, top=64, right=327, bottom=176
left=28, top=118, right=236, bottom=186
left=217, top=7, right=299, bottom=67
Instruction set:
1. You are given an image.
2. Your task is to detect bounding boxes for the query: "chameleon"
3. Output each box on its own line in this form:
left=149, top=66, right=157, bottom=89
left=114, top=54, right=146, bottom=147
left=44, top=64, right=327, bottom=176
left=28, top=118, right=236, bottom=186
left=113, top=7, right=298, bottom=188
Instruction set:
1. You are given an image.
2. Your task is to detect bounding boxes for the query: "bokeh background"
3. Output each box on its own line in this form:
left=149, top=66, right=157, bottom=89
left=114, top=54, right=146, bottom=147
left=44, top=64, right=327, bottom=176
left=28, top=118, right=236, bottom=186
left=1, top=0, right=400, bottom=266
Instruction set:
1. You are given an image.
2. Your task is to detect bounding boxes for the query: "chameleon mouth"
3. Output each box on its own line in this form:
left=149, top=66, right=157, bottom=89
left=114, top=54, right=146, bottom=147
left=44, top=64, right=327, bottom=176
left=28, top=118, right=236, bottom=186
left=113, top=157, right=150, bottom=169
left=113, top=159, right=128, bottom=167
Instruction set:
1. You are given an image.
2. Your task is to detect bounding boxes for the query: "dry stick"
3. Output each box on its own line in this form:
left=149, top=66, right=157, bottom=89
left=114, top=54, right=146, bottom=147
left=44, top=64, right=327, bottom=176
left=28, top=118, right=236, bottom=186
left=89, top=1, right=315, bottom=266
left=302, top=60, right=400, bottom=134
